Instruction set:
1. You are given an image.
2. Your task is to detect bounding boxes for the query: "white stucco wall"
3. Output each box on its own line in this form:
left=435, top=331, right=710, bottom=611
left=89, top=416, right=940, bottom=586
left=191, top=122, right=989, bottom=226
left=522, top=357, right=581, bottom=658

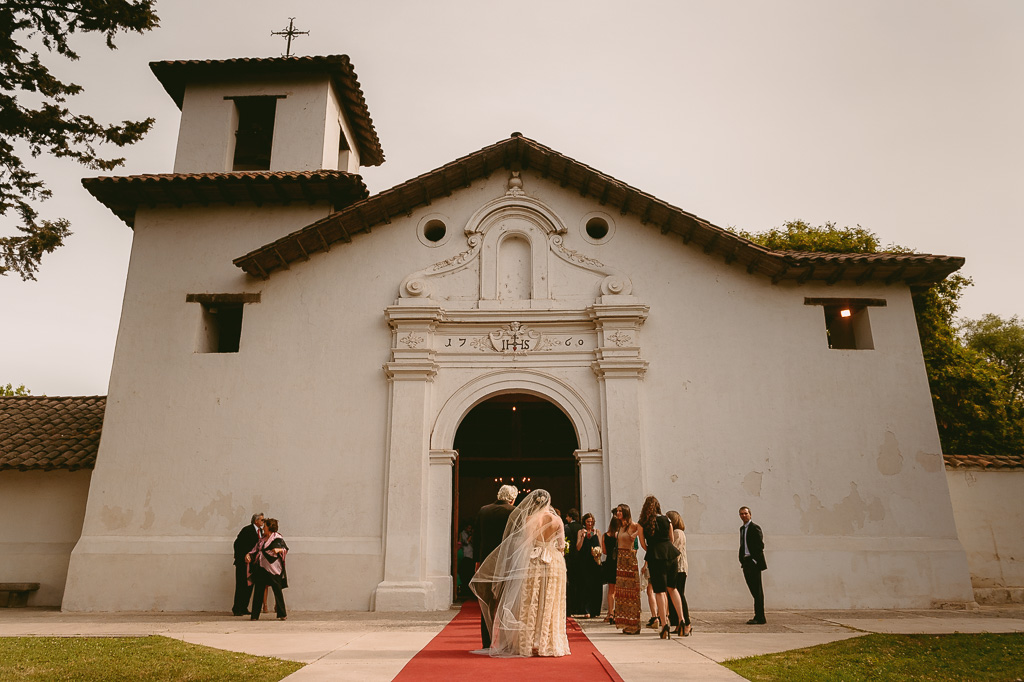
left=946, top=468, right=1024, bottom=603
left=64, top=167, right=973, bottom=611
left=172, top=75, right=355, bottom=174
left=1, top=470, right=91, bottom=606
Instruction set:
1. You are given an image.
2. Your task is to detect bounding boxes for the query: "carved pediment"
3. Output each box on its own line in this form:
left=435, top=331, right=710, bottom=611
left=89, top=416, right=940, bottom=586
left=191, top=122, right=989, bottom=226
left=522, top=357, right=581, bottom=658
left=398, top=173, right=632, bottom=308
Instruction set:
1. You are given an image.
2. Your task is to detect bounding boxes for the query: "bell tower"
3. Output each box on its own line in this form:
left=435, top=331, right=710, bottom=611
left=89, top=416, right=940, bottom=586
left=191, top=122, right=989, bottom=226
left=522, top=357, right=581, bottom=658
left=150, top=55, right=384, bottom=174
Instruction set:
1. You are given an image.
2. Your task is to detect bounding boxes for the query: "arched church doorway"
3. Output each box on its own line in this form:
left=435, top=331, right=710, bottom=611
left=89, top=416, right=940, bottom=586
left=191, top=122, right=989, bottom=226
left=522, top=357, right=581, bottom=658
left=452, top=392, right=579, bottom=599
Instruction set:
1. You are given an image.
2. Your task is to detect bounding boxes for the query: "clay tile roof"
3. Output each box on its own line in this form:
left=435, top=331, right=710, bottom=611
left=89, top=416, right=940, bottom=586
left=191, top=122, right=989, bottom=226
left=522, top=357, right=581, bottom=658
left=0, top=396, right=106, bottom=471
left=233, top=133, right=965, bottom=287
left=150, top=55, right=383, bottom=167
left=943, top=453, right=1024, bottom=470
left=82, top=170, right=369, bottom=227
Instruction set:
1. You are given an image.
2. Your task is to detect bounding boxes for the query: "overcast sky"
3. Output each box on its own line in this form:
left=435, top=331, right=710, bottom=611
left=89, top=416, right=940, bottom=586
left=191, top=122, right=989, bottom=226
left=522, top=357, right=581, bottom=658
left=2, top=0, right=1022, bottom=396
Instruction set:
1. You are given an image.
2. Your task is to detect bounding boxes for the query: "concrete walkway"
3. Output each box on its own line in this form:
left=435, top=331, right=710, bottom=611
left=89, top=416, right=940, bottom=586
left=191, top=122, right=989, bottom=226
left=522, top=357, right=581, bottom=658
left=1, top=604, right=1022, bottom=681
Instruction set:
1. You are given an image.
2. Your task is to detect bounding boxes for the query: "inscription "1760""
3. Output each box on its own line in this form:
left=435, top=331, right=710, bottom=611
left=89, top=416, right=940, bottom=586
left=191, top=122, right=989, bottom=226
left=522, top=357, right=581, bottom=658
left=441, top=335, right=588, bottom=353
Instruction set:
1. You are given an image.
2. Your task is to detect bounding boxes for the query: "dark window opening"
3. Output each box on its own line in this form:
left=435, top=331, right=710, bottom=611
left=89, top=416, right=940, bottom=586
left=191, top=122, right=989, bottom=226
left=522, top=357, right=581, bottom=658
left=585, top=217, right=609, bottom=240
left=188, top=293, right=260, bottom=354
left=231, top=96, right=279, bottom=171
left=806, top=297, right=883, bottom=351
left=823, top=305, right=873, bottom=350
left=200, top=303, right=243, bottom=353
left=423, top=219, right=447, bottom=242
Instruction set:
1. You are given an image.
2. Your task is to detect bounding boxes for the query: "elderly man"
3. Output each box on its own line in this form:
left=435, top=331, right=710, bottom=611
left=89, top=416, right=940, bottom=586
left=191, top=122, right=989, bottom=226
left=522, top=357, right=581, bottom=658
left=472, top=484, right=518, bottom=650
left=232, top=512, right=264, bottom=616
left=738, top=506, right=767, bottom=625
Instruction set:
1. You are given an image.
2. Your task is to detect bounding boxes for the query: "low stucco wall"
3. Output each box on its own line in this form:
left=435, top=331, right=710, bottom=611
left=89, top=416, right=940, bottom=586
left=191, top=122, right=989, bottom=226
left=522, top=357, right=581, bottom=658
left=947, top=468, right=1024, bottom=603
left=1, top=469, right=91, bottom=606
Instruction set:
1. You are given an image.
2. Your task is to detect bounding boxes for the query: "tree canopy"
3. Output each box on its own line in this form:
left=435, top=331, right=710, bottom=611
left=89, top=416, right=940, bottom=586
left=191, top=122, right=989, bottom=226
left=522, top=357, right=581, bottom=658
left=739, top=220, right=1023, bottom=456
left=1, top=383, right=32, bottom=396
left=0, top=0, right=159, bottom=280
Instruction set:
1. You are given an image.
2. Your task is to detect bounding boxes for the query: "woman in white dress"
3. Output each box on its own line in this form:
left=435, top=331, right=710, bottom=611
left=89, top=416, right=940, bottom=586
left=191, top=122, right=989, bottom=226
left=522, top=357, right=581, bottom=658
left=470, top=489, right=571, bottom=657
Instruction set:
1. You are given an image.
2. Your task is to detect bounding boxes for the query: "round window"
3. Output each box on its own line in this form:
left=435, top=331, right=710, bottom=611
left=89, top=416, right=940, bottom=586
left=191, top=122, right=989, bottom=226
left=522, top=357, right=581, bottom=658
left=580, top=212, right=615, bottom=244
left=585, top=217, right=609, bottom=240
left=416, top=214, right=453, bottom=247
left=423, top=219, right=446, bottom=243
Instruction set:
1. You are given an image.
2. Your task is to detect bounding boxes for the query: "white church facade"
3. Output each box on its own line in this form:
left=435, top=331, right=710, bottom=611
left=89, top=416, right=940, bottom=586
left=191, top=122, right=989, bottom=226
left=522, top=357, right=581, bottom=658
left=6, top=54, right=993, bottom=612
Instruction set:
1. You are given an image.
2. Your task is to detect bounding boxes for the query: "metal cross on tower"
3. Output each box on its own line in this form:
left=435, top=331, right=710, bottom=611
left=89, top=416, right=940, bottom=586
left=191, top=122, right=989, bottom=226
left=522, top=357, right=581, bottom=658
left=271, top=17, right=309, bottom=57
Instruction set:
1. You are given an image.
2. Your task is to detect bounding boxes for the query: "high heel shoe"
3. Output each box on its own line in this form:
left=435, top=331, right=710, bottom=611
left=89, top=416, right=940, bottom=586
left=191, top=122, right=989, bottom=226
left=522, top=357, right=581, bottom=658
left=660, top=624, right=670, bottom=640
left=683, top=624, right=692, bottom=637
left=646, top=616, right=658, bottom=628
left=673, top=624, right=683, bottom=637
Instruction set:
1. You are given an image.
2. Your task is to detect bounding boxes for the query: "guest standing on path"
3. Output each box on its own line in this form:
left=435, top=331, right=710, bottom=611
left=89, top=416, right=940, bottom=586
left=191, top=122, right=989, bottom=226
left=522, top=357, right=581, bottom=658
left=602, top=513, right=620, bottom=622
left=576, top=512, right=603, bottom=618
left=231, top=512, right=263, bottom=616
left=247, top=517, right=288, bottom=620
left=472, top=484, right=518, bottom=650
left=612, top=503, right=641, bottom=634
left=637, top=495, right=683, bottom=640
left=667, top=510, right=691, bottom=636
left=563, top=508, right=584, bottom=616
left=739, top=506, right=767, bottom=625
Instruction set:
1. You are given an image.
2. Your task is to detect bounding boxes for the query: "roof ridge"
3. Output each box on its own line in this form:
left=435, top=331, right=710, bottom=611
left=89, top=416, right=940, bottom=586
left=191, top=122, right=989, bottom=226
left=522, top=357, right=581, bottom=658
left=226, top=133, right=963, bottom=287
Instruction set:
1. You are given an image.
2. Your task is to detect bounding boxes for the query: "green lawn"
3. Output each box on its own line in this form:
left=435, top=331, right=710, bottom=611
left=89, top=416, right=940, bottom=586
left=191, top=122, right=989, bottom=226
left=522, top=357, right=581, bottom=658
left=723, top=632, right=1024, bottom=682
left=0, top=636, right=304, bottom=681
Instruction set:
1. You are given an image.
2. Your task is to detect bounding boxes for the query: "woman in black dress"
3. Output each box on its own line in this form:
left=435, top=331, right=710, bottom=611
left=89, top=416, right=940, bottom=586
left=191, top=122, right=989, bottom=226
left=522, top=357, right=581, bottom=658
left=247, top=517, right=289, bottom=620
left=575, top=512, right=604, bottom=618
left=602, top=512, right=620, bottom=622
left=637, top=496, right=682, bottom=639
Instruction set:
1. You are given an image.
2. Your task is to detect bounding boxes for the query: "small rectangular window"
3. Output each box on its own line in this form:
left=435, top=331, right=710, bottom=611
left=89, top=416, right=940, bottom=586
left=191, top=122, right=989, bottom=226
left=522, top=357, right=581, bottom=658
left=200, top=303, right=243, bottom=353
left=823, top=305, right=873, bottom=350
left=805, top=297, right=884, bottom=351
left=230, top=96, right=280, bottom=171
left=187, top=293, right=260, bottom=354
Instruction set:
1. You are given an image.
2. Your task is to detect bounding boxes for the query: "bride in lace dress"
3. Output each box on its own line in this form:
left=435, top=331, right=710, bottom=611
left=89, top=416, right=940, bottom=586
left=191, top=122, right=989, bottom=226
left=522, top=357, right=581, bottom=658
left=470, top=489, right=571, bottom=657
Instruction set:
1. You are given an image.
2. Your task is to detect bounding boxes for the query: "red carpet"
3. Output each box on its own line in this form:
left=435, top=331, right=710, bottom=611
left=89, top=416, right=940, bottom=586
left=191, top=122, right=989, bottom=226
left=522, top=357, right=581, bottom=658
left=394, top=600, right=624, bottom=681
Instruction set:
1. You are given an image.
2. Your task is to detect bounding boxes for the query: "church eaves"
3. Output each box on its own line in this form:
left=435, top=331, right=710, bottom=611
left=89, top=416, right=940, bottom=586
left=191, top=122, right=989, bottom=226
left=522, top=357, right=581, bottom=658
left=944, top=453, right=1024, bottom=470
left=150, top=55, right=385, bottom=167
left=232, top=133, right=964, bottom=287
left=82, top=170, right=369, bottom=228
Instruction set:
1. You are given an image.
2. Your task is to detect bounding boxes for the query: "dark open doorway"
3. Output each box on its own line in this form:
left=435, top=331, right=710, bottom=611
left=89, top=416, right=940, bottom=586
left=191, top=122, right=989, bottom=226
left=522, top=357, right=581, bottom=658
left=452, top=393, right=579, bottom=599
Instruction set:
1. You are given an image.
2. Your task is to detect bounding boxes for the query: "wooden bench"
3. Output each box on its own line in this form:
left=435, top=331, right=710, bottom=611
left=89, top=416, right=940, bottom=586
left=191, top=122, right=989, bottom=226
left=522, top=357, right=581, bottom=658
left=0, top=583, right=40, bottom=607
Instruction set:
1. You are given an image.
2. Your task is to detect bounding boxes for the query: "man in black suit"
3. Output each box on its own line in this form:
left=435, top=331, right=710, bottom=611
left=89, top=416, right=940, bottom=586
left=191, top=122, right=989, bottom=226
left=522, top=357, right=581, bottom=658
left=232, top=512, right=264, bottom=616
left=564, top=508, right=584, bottom=616
left=738, top=506, right=767, bottom=624
left=473, top=484, right=517, bottom=650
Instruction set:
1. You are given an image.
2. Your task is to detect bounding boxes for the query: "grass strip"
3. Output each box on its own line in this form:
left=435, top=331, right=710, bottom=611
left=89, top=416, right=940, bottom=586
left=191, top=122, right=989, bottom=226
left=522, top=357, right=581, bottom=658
left=722, top=632, right=1024, bottom=681
left=0, top=635, right=304, bottom=681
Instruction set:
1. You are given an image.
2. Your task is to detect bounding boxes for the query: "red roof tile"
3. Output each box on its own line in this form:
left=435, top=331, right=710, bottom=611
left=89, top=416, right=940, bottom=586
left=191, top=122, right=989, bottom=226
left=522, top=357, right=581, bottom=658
left=944, top=453, right=1024, bottom=470
left=82, top=170, right=368, bottom=227
left=150, top=55, right=384, bottom=166
left=0, top=396, right=105, bottom=471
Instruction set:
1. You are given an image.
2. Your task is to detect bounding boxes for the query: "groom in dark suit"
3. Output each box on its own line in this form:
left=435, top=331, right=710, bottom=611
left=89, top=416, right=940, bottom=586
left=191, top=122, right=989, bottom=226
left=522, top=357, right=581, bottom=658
left=232, top=512, right=264, bottom=616
left=738, top=506, right=767, bottom=624
left=472, top=484, right=517, bottom=650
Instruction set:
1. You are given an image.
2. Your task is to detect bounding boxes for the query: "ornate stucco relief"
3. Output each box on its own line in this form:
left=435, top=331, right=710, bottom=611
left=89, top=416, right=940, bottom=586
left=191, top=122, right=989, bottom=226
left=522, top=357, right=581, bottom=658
left=397, top=172, right=633, bottom=306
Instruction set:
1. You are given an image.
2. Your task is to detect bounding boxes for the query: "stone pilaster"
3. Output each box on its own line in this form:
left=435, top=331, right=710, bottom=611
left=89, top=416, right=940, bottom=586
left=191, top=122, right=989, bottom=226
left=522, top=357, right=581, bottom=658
left=576, top=449, right=606, bottom=524
left=590, top=302, right=650, bottom=509
left=427, top=449, right=457, bottom=608
left=375, top=305, right=443, bottom=611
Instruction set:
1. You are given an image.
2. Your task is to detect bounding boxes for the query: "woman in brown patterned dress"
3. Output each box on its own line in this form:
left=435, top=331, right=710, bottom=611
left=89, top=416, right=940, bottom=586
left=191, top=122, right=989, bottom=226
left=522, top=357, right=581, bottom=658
left=612, top=503, right=641, bottom=634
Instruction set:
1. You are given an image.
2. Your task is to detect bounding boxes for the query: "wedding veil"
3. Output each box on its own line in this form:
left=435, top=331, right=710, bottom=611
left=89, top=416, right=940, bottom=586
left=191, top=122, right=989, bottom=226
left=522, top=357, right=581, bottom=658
left=470, top=488, right=565, bottom=657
